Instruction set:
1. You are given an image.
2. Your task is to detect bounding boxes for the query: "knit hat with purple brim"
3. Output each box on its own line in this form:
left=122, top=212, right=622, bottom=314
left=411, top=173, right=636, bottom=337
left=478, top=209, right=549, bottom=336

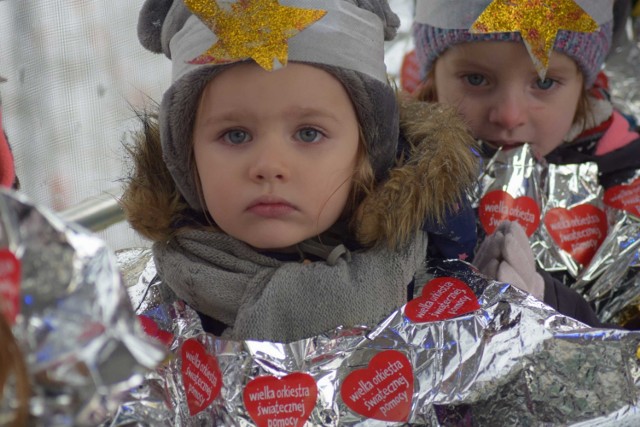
left=412, top=0, right=614, bottom=88
left=138, top=0, right=400, bottom=211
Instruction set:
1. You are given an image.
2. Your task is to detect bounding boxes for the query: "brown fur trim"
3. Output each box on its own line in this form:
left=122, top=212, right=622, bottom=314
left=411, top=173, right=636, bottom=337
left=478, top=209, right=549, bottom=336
left=355, top=95, right=479, bottom=249
left=120, top=112, right=190, bottom=242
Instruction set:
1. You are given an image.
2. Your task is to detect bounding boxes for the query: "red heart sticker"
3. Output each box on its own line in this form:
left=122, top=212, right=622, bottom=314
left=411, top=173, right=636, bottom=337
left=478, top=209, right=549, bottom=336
left=544, top=204, right=608, bottom=266
left=138, top=315, right=174, bottom=347
left=604, top=179, right=640, bottom=217
left=341, top=350, right=413, bottom=422
left=404, top=277, right=480, bottom=323
left=180, top=338, right=223, bottom=416
left=244, top=373, right=317, bottom=427
left=479, top=190, right=541, bottom=237
left=0, top=249, right=21, bottom=325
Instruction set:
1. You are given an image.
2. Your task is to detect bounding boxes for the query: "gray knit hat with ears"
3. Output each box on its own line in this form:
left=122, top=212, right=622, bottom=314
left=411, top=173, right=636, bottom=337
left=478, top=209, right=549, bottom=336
left=138, top=0, right=401, bottom=211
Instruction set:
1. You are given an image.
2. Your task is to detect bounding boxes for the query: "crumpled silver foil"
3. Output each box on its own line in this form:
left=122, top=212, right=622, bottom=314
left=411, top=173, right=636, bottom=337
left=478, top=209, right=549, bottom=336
left=597, top=262, right=640, bottom=326
left=535, top=162, right=607, bottom=278
left=0, top=189, right=165, bottom=426
left=575, top=216, right=640, bottom=293
left=472, top=143, right=546, bottom=243
left=474, top=144, right=607, bottom=278
left=109, top=251, right=640, bottom=426
left=572, top=171, right=640, bottom=325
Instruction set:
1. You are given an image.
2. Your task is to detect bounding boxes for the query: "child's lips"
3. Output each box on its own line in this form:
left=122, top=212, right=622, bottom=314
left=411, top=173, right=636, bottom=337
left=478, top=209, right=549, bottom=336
left=247, top=196, right=297, bottom=218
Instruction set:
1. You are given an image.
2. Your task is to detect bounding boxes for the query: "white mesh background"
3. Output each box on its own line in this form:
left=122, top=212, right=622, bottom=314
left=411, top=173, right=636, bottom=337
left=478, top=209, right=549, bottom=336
left=0, top=0, right=414, bottom=252
left=0, top=0, right=170, bottom=250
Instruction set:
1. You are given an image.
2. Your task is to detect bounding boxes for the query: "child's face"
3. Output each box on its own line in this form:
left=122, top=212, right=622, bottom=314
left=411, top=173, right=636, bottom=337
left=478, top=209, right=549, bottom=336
left=192, top=62, right=360, bottom=250
left=432, top=41, right=584, bottom=156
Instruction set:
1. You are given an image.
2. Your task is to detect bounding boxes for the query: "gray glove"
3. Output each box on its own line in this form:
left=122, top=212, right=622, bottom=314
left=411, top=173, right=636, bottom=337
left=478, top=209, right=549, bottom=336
left=474, top=221, right=545, bottom=300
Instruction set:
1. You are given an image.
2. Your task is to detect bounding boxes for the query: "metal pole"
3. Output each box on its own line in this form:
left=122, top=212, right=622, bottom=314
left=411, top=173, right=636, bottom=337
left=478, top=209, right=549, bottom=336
left=58, top=189, right=125, bottom=232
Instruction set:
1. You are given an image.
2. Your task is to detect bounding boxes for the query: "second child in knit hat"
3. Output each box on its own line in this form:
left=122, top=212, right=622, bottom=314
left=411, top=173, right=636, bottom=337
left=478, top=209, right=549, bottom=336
left=122, top=0, right=479, bottom=343
left=412, top=0, right=640, bottom=327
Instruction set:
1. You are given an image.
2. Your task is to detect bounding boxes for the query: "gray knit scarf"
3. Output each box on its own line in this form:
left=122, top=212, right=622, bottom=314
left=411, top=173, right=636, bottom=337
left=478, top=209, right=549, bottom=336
left=153, top=229, right=426, bottom=343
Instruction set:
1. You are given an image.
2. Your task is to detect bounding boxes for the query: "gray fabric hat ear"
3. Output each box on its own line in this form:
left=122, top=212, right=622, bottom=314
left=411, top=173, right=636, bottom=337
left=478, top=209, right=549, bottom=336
left=137, top=0, right=173, bottom=53
left=138, top=0, right=191, bottom=58
left=351, top=0, right=400, bottom=41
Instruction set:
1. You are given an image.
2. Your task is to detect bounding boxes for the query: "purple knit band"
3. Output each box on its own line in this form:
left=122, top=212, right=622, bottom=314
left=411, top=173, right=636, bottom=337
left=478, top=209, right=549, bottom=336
left=412, top=21, right=613, bottom=88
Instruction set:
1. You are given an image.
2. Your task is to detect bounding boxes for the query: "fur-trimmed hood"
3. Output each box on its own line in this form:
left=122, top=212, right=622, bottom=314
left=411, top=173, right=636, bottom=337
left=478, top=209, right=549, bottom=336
left=121, top=95, right=479, bottom=249
left=355, top=95, right=478, bottom=248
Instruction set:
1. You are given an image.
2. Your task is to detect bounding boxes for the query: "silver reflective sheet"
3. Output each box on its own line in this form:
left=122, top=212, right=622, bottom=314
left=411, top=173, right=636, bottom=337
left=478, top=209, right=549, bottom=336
left=572, top=171, right=640, bottom=325
left=472, top=143, right=546, bottom=246
left=535, top=162, right=606, bottom=278
left=474, top=143, right=546, bottom=209
left=0, top=189, right=165, bottom=426
left=474, top=144, right=639, bottom=326
left=573, top=216, right=640, bottom=293
left=597, top=264, right=640, bottom=326
left=475, top=146, right=606, bottom=278
left=110, top=253, right=640, bottom=426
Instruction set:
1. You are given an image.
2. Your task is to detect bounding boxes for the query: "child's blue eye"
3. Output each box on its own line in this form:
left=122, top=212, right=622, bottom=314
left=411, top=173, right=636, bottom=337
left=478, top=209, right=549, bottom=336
left=536, top=78, right=555, bottom=90
left=297, top=128, right=322, bottom=143
left=224, top=130, right=250, bottom=144
left=465, top=74, right=485, bottom=86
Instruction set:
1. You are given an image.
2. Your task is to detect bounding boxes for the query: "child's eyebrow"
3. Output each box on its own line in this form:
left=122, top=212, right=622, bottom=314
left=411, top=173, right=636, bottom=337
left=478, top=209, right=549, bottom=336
left=286, top=106, right=341, bottom=123
left=198, top=110, right=249, bottom=127
left=198, top=106, right=341, bottom=127
left=448, top=57, right=492, bottom=71
left=546, top=63, right=580, bottom=76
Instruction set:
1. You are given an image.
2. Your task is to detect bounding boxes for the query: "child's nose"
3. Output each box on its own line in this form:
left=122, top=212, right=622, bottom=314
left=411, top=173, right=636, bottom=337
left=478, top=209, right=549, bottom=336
left=249, top=139, right=290, bottom=182
left=488, top=90, right=527, bottom=130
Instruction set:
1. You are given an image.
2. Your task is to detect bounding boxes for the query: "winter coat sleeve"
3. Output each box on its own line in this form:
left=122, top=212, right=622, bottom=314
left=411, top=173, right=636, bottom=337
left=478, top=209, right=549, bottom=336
left=546, top=136, right=640, bottom=188
left=596, top=136, right=640, bottom=188
left=424, top=197, right=477, bottom=262
left=539, top=269, right=604, bottom=327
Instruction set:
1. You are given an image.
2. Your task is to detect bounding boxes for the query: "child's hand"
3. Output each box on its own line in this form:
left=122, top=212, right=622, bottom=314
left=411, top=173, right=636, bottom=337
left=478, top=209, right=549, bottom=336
left=474, top=221, right=545, bottom=300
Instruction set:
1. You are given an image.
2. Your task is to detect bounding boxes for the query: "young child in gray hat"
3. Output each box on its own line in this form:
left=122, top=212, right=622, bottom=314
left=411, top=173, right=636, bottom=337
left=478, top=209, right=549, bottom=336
left=122, top=0, right=479, bottom=343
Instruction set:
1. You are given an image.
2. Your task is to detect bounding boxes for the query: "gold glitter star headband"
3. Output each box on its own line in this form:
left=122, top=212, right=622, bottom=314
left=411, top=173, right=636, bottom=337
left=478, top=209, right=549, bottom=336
left=170, top=0, right=389, bottom=84
left=414, top=0, right=613, bottom=84
left=184, top=0, right=326, bottom=71
left=470, top=0, right=598, bottom=79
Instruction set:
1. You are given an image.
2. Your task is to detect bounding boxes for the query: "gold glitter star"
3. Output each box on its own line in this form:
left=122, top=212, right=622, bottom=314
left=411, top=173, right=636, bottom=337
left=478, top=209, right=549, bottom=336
left=471, top=0, right=598, bottom=78
left=184, top=0, right=326, bottom=71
